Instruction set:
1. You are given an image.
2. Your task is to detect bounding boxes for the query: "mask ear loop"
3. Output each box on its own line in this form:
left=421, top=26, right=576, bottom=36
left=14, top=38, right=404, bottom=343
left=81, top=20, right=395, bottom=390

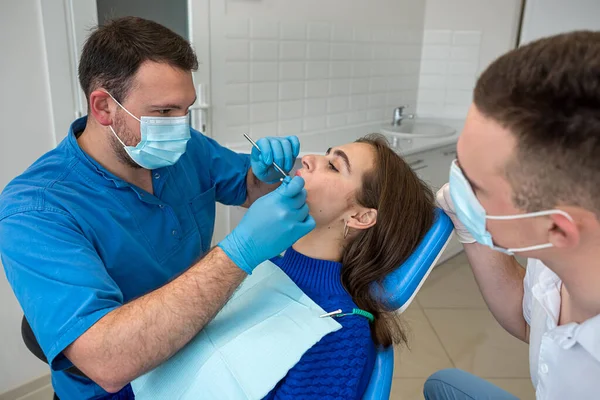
left=104, top=91, right=142, bottom=148
left=104, top=91, right=141, bottom=122
left=487, top=210, right=573, bottom=254
left=343, top=221, right=349, bottom=238
left=505, top=243, right=554, bottom=254
left=486, top=209, right=574, bottom=222
left=108, top=126, right=128, bottom=148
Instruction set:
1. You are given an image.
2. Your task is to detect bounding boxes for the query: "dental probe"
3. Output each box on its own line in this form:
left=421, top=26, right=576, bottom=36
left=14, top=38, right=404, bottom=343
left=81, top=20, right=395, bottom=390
left=243, top=133, right=289, bottom=179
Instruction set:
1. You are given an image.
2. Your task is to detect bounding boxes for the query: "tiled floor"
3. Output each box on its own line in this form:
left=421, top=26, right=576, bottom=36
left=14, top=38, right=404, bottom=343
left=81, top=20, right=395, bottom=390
left=0, top=375, right=53, bottom=400
left=15, top=385, right=53, bottom=400
left=390, top=252, right=535, bottom=400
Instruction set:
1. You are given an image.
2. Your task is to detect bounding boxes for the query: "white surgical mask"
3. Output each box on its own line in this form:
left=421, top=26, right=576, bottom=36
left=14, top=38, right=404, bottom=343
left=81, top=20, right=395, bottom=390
left=448, top=160, right=573, bottom=255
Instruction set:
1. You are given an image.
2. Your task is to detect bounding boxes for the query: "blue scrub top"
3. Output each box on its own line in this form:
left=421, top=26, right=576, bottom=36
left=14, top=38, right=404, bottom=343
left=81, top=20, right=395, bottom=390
left=0, top=117, right=250, bottom=399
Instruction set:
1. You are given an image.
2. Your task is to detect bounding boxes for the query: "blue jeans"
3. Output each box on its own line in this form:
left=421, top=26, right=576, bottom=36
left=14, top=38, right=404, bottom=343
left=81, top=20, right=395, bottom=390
left=424, top=369, right=520, bottom=400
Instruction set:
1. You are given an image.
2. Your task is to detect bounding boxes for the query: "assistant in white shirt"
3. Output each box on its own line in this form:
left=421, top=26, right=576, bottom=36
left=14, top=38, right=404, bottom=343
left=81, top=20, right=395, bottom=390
left=523, top=258, right=600, bottom=399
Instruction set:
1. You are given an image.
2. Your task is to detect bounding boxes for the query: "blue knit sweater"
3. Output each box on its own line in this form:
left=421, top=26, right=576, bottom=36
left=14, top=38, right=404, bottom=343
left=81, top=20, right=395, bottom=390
left=264, top=247, right=376, bottom=400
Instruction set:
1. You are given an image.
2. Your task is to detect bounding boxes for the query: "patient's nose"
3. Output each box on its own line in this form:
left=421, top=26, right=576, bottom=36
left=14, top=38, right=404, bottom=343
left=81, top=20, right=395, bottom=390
left=301, top=155, right=314, bottom=171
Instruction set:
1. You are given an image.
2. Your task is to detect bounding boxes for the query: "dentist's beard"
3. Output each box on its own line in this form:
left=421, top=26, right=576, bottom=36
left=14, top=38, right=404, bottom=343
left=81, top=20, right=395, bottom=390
left=110, top=110, right=143, bottom=169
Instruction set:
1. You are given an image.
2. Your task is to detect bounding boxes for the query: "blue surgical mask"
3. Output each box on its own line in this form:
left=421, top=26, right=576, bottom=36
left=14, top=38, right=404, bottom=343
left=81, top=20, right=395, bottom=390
left=106, top=92, right=191, bottom=170
left=448, top=160, right=573, bottom=255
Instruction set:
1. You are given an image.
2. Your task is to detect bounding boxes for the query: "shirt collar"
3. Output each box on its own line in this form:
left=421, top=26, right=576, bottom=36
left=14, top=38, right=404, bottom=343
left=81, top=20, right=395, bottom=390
left=575, top=313, right=600, bottom=362
left=66, top=116, right=168, bottom=193
left=534, top=261, right=600, bottom=361
left=272, top=247, right=347, bottom=295
left=66, top=116, right=132, bottom=188
left=532, top=262, right=563, bottom=325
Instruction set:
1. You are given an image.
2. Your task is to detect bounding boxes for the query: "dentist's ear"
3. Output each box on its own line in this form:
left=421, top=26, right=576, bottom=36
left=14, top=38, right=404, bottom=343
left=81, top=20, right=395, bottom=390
left=548, top=208, right=584, bottom=249
left=347, top=209, right=378, bottom=231
left=89, top=90, right=115, bottom=127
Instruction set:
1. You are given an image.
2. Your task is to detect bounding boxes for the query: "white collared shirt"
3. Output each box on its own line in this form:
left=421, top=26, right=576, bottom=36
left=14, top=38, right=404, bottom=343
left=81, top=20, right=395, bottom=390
left=523, top=258, right=600, bottom=399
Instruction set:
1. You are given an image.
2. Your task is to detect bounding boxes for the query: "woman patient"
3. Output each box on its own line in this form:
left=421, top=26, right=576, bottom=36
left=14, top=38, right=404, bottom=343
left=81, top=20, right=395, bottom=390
left=265, top=134, right=435, bottom=399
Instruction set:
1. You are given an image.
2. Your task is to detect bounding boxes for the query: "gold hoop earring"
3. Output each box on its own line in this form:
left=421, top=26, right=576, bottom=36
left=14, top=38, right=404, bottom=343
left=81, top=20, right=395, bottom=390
left=344, top=221, right=349, bottom=238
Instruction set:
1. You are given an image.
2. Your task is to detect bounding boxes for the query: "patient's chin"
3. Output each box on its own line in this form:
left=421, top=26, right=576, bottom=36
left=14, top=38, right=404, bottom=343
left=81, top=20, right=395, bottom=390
left=304, top=188, right=316, bottom=207
left=306, top=199, right=318, bottom=215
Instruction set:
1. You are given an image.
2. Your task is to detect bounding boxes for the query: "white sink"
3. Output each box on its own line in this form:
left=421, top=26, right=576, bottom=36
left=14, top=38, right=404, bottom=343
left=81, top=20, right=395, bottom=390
left=381, top=121, right=456, bottom=138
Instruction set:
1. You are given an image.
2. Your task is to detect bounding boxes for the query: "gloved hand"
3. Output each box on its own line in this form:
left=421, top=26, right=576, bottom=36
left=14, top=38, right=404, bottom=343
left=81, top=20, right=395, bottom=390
left=218, top=176, right=315, bottom=274
left=436, top=183, right=476, bottom=244
left=251, top=136, right=300, bottom=184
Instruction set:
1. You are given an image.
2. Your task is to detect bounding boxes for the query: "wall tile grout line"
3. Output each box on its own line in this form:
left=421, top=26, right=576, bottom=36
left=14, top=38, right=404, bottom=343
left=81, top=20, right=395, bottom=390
left=222, top=19, right=424, bottom=141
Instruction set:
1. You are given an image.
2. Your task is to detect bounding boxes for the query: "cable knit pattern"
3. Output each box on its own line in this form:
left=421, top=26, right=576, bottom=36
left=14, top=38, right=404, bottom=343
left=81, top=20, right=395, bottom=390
left=264, top=247, right=376, bottom=400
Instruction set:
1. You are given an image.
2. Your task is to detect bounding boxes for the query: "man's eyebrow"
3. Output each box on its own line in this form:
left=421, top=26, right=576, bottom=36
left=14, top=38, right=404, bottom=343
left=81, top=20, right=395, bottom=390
left=150, top=95, right=197, bottom=110
left=326, top=147, right=351, bottom=172
left=456, top=156, right=482, bottom=192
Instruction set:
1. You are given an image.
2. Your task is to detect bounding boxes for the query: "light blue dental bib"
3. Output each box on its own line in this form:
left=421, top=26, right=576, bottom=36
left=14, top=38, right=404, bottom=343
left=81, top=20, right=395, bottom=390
left=131, top=260, right=342, bottom=399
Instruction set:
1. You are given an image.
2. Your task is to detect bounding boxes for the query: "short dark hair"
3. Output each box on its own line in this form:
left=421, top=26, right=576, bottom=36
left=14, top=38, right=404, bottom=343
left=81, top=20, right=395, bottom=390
left=78, top=16, right=198, bottom=105
left=474, top=31, right=600, bottom=216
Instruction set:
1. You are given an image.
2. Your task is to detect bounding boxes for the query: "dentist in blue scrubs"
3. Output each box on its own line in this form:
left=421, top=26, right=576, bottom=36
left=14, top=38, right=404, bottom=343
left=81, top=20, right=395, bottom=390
left=0, top=17, right=314, bottom=400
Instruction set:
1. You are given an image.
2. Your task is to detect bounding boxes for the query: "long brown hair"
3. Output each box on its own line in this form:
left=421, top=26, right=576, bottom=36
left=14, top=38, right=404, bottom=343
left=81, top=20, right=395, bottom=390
left=341, top=134, right=435, bottom=347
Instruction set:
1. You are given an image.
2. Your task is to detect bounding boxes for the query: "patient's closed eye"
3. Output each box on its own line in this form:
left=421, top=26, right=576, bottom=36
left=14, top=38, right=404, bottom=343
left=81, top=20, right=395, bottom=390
left=328, top=161, right=338, bottom=172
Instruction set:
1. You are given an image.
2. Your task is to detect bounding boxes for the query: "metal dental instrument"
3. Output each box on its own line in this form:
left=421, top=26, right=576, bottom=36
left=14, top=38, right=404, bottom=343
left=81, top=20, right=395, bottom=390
left=243, top=133, right=289, bottom=179
left=320, top=309, right=342, bottom=318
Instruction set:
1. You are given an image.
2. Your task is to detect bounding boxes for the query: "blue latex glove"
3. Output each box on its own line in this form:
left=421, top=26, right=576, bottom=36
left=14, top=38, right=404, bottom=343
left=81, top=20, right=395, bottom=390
left=218, top=176, right=315, bottom=274
left=251, top=136, right=300, bottom=184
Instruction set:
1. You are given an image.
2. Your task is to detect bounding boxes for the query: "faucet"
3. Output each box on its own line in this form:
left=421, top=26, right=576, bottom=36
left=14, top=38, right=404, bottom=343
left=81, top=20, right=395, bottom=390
left=391, top=106, right=414, bottom=126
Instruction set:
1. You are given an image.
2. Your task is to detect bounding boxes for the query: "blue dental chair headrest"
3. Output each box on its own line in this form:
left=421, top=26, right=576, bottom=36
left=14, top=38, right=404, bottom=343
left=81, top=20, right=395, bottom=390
left=363, top=208, right=454, bottom=400
left=376, top=207, right=454, bottom=313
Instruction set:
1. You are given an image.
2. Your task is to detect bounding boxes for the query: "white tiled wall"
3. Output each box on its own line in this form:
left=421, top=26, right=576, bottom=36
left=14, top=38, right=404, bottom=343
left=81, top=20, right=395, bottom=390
left=417, top=0, right=522, bottom=119
left=209, top=0, right=426, bottom=244
left=212, top=18, right=424, bottom=145
left=417, top=29, right=481, bottom=118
